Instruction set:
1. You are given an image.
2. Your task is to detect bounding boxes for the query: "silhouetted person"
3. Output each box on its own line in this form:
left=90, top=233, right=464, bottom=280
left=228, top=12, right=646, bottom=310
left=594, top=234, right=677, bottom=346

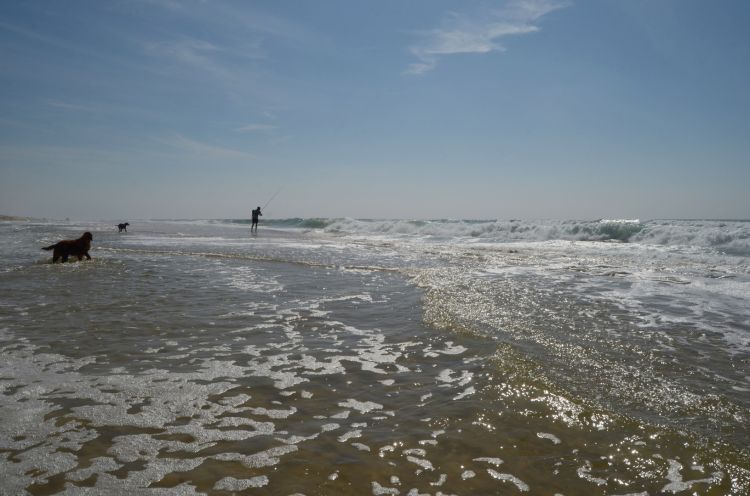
left=251, top=207, right=262, bottom=232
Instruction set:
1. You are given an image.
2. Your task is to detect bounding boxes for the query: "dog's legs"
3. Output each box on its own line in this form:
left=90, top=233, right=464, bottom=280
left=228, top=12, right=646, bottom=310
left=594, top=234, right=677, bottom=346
left=61, top=254, right=69, bottom=263
left=52, top=253, right=60, bottom=263
left=85, top=252, right=91, bottom=260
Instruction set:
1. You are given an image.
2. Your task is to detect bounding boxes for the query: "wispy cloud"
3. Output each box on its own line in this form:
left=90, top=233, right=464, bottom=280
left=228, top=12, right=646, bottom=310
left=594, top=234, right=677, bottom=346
left=0, top=136, right=252, bottom=173
left=158, top=133, right=255, bottom=160
left=0, top=144, right=140, bottom=172
left=406, top=0, right=568, bottom=75
left=0, top=19, right=56, bottom=44
left=47, top=100, right=95, bottom=112
left=235, top=123, right=278, bottom=133
left=144, top=38, right=235, bottom=80
left=140, top=0, right=314, bottom=45
left=0, top=19, right=125, bottom=63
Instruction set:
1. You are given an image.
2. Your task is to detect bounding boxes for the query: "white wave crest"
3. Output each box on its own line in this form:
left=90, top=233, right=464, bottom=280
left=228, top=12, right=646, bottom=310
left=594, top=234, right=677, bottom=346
left=305, top=218, right=750, bottom=254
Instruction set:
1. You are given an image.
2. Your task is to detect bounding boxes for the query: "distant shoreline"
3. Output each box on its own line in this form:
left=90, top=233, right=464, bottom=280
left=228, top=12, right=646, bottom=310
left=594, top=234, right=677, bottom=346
left=0, top=215, right=33, bottom=221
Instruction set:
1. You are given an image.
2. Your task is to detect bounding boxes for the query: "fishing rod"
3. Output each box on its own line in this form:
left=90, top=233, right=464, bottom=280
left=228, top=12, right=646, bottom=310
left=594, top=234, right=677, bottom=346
left=263, top=187, right=283, bottom=210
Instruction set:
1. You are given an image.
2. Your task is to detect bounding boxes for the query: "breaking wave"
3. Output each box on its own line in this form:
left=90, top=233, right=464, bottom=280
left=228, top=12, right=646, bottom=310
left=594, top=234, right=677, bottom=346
left=214, top=218, right=750, bottom=255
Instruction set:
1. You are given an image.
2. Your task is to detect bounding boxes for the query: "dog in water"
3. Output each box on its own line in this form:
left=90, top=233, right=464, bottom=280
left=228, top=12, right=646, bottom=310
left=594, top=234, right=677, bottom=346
left=117, top=222, right=129, bottom=232
left=42, top=232, right=93, bottom=263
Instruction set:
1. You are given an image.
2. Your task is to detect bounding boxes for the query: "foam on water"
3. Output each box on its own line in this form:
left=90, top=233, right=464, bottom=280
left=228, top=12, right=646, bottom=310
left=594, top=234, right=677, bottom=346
left=1, top=218, right=749, bottom=494
left=249, top=217, right=750, bottom=255
left=0, top=311, right=484, bottom=492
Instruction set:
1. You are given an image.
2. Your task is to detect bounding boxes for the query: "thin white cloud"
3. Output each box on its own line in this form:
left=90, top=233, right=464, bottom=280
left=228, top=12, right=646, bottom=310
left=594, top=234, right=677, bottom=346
left=0, top=144, right=142, bottom=172
left=143, top=35, right=267, bottom=87
left=0, top=19, right=56, bottom=44
left=144, top=39, right=233, bottom=80
left=236, top=123, right=278, bottom=133
left=0, top=19, right=126, bottom=63
left=139, top=0, right=316, bottom=46
left=158, top=133, right=255, bottom=160
left=406, top=0, right=568, bottom=75
left=47, top=101, right=95, bottom=112
left=138, top=0, right=188, bottom=12
left=0, top=137, right=252, bottom=173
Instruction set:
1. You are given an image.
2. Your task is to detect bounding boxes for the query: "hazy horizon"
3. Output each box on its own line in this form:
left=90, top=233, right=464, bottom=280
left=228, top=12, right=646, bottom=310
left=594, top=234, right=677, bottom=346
left=4, top=214, right=750, bottom=224
left=1, top=0, right=749, bottom=221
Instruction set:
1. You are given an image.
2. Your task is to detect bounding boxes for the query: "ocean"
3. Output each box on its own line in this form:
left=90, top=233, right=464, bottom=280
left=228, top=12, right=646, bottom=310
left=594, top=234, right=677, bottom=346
left=0, top=217, right=748, bottom=495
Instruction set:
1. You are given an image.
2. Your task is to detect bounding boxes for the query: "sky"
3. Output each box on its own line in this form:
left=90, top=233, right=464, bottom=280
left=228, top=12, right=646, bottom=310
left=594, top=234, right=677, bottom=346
left=1, top=0, right=749, bottom=221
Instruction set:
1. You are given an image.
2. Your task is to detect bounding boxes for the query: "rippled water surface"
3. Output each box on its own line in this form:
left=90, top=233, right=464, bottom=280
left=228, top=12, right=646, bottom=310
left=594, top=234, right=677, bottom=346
left=1, top=219, right=748, bottom=495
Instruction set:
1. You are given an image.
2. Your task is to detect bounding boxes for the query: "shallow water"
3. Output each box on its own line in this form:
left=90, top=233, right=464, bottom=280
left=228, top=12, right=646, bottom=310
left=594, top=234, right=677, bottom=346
left=1, top=219, right=748, bottom=495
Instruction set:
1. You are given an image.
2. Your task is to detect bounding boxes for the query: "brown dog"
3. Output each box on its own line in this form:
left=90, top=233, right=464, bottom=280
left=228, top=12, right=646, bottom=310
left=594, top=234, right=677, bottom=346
left=42, top=232, right=93, bottom=263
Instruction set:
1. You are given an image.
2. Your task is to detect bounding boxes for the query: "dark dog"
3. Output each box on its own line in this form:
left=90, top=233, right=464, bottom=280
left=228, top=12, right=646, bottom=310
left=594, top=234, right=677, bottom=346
left=117, top=222, right=129, bottom=232
left=42, top=232, right=93, bottom=263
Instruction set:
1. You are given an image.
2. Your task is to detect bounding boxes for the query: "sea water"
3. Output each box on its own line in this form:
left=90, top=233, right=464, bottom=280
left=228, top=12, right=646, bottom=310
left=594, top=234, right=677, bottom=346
left=0, top=218, right=748, bottom=495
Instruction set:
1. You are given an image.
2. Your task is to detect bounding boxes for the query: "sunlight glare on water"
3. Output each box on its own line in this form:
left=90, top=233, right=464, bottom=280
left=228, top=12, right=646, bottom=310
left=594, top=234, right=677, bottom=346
left=0, top=219, right=748, bottom=494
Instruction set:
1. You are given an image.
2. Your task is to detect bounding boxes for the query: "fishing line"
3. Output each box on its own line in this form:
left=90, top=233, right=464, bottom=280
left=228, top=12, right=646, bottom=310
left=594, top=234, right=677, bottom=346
left=263, top=187, right=283, bottom=210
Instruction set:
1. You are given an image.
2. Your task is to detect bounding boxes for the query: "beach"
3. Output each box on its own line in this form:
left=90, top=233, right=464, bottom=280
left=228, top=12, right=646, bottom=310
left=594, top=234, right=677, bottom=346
left=0, top=218, right=748, bottom=495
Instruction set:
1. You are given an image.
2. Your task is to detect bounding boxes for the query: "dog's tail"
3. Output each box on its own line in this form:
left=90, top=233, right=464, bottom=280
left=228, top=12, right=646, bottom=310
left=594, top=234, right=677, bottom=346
left=42, top=244, right=56, bottom=251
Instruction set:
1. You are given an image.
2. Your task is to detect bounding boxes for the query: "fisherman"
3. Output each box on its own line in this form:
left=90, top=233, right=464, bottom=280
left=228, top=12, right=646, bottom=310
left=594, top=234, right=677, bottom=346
left=251, top=206, right=262, bottom=232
